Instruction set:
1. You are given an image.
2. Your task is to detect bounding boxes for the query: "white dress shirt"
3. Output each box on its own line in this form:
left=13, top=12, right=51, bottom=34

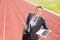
left=29, top=16, right=39, bottom=28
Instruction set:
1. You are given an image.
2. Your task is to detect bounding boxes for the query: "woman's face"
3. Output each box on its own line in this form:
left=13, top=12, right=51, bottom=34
left=36, top=8, right=43, bottom=17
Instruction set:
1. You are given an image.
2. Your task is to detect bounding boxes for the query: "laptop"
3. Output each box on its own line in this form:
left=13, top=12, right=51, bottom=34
left=36, top=29, right=51, bottom=38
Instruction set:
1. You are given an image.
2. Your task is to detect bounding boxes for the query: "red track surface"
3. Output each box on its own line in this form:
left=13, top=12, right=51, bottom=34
left=0, top=0, right=60, bottom=40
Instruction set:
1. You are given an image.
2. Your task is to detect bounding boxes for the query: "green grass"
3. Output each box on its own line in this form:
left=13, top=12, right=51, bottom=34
left=28, top=0, right=60, bottom=14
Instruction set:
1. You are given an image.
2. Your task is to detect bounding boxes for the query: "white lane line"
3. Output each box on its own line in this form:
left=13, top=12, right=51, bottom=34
left=3, top=0, right=6, bottom=40
left=43, top=8, right=60, bottom=17
left=24, top=0, right=60, bottom=17
left=52, top=31, right=60, bottom=39
left=9, top=0, right=26, bottom=26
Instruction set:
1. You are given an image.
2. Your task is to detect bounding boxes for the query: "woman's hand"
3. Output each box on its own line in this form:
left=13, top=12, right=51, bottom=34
left=24, top=25, right=28, bottom=30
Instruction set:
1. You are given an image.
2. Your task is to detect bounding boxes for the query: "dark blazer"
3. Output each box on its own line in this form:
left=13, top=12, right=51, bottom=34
left=23, top=12, right=48, bottom=40
left=26, top=13, right=48, bottom=34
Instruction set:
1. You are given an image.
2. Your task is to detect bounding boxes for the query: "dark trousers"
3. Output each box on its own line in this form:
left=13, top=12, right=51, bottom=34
left=23, top=33, right=39, bottom=40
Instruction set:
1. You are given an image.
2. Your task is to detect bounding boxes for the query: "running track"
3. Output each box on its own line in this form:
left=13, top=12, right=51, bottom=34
left=0, top=0, right=60, bottom=40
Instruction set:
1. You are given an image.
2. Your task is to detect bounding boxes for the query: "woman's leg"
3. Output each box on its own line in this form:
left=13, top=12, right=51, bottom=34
left=30, top=34, right=39, bottom=40
left=23, top=34, right=31, bottom=40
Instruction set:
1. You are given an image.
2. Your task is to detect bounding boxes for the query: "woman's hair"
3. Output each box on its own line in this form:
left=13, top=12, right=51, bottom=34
left=36, top=6, right=43, bottom=9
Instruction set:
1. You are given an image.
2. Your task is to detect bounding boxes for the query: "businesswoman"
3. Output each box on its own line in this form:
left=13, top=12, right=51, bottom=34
left=23, top=6, right=48, bottom=40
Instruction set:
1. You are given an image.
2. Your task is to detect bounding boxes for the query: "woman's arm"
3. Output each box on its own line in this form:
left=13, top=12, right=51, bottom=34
left=24, top=13, right=32, bottom=35
left=42, top=17, right=48, bottom=29
left=42, top=21, right=48, bottom=29
left=26, top=13, right=31, bottom=25
left=24, top=13, right=30, bottom=30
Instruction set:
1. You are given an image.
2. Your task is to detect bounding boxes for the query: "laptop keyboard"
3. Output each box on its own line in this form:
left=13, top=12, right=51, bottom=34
left=42, top=30, right=50, bottom=36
